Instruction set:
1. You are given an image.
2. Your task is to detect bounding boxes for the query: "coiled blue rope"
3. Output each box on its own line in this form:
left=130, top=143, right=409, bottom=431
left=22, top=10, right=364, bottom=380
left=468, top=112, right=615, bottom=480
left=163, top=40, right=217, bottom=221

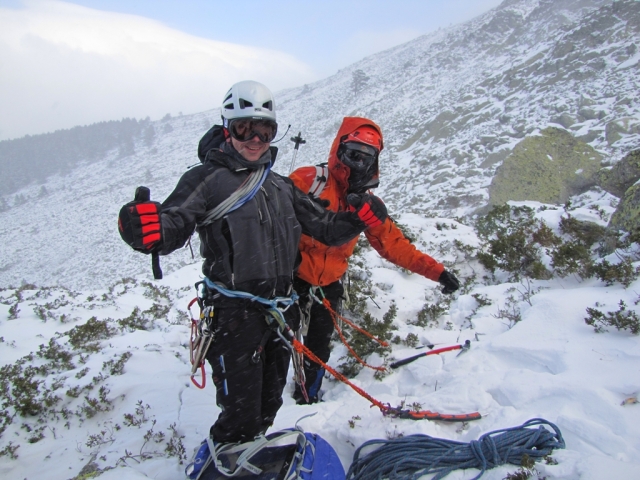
left=346, top=418, right=565, bottom=480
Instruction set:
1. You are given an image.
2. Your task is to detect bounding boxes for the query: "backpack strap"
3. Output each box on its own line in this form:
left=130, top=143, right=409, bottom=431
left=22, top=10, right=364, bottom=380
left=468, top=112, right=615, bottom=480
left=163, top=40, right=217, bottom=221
left=308, top=164, right=328, bottom=197
left=212, top=429, right=307, bottom=478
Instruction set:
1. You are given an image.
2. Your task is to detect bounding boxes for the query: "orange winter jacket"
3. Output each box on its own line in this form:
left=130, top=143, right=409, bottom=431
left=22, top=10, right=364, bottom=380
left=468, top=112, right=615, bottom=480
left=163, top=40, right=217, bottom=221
left=290, top=117, right=445, bottom=287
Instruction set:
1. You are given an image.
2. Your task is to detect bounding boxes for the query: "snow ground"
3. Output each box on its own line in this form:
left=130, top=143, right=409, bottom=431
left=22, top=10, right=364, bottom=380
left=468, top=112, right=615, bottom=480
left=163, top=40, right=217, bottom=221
left=0, top=202, right=639, bottom=480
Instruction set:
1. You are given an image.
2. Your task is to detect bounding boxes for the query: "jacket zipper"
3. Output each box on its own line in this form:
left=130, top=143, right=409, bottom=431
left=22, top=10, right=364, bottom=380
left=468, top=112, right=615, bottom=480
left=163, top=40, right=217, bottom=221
left=260, top=186, right=278, bottom=298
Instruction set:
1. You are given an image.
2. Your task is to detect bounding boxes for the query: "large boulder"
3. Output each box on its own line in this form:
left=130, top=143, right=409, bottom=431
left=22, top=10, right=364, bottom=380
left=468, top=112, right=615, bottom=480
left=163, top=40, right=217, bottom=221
left=596, top=149, right=640, bottom=198
left=488, top=127, right=602, bottom=205
left=609, top=183, right=640, bottom=237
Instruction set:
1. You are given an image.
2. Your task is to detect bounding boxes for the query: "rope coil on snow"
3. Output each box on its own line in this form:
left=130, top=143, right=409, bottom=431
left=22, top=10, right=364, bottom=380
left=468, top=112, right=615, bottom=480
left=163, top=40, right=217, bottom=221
left=346, top=418, right=565, bottom=480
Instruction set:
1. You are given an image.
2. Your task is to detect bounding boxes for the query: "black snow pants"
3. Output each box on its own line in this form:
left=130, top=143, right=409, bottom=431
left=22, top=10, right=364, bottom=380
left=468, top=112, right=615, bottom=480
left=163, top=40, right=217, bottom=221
left=205, top=301, right=291, bottom=443
left=293, top=278, right=343, bottom=404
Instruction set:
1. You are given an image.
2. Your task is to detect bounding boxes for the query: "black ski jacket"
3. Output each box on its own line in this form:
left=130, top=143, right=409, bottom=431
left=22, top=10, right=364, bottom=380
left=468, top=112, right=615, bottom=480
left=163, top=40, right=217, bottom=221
left=158, top=126, right=367, bottom=299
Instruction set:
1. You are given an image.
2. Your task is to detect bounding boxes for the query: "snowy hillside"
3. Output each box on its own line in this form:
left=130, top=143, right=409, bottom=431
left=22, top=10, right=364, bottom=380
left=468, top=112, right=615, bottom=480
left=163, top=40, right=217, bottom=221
left=0, top=1, right=639, bottom=478
left=1, top=200, right=639, bottom=479
left=0, top=0, right=638, bottom=289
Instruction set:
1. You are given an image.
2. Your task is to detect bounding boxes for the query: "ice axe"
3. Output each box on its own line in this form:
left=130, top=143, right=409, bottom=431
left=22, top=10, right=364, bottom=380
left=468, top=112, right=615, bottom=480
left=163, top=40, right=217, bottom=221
left=134, top=186, right=163, bottom=280
left=390, top=340, right=471, bottom=369
left=288, top=132, right=306, bottom=174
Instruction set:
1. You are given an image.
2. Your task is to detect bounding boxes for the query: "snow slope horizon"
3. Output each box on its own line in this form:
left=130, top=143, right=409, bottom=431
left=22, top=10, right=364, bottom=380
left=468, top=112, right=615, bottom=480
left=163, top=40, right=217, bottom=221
left=1, top=200, right=639, bottom=479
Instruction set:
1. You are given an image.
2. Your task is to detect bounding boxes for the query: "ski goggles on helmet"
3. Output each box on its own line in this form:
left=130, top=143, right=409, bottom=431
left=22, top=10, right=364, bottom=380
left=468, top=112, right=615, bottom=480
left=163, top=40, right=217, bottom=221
left=338, top=142, right=378, bottom=171
left=228, top=118, right=278, bottom=143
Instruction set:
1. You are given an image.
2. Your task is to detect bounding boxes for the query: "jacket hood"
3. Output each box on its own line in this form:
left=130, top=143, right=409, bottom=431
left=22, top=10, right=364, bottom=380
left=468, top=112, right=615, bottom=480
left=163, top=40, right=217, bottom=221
left=328, top=117, right=383, bottom=192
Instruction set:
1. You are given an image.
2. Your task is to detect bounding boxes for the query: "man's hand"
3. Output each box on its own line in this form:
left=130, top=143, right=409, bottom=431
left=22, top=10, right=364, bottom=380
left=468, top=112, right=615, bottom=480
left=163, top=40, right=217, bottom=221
left=118, top=187, right=162, bottom=253
left=347, top=193, right=387, bottom=228
left=438, top=270, right=460, bottom=294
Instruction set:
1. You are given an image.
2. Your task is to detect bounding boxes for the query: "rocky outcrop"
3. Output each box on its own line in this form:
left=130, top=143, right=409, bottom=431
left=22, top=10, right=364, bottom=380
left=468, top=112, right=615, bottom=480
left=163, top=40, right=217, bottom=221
left=600, top=149, right=640, bottom=235
left=609, top=183, right=640, bottom=236
left=597, top=149, right=640, bottom=197
left=488, top=127, right=602, bottom=205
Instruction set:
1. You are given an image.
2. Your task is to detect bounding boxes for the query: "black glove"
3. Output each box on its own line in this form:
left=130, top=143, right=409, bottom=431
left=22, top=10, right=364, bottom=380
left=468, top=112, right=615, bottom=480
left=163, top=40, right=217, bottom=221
left=347, top=193, right=387, bottom=228
left=118, top=186, right=162, bottom=253
left=438, top=270, right=460, bottom=294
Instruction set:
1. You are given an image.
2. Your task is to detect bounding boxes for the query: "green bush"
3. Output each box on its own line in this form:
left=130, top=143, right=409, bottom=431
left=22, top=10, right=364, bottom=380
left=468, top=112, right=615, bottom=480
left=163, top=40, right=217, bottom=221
left=476, top=205, right=637, bottom=287
left=67, top=317, right=117, bottom=351
left=588, top=259, right=639, bottom=288
left=476, top=205, right=556, bottom=281
left=411, top=303, right=446, bottom=328
left=585, top=301, right=640, bottom=334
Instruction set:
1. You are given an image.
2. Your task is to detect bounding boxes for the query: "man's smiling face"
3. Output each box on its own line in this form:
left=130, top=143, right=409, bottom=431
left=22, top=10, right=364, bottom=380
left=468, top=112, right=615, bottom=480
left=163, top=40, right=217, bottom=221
left=230, top=136, right=270, bottom=161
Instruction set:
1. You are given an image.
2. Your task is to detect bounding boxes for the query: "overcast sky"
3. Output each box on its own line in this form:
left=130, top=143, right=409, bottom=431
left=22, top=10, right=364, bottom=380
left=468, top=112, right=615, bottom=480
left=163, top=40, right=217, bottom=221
left=0, top=0, right=503, bottom=141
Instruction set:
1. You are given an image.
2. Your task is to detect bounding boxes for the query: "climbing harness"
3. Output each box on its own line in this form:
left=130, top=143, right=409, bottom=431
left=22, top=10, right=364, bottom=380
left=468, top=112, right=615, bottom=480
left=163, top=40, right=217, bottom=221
left=390, top=340, right=471, bottom=369
left=346, top=418, right=565, bottom=480
left=189, top=277, right=308, bottom=401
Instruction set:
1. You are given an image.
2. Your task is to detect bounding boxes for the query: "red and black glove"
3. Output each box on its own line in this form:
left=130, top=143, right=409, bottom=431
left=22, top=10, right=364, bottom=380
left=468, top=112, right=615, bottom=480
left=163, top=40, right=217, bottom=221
left=118, top=187, right=162, bottom=253
left=347, top=193, right=388, bottom=228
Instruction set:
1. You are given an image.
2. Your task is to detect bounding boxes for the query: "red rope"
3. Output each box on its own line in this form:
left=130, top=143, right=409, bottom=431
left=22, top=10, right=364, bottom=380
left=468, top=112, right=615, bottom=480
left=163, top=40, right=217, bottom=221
left=316, top=297, right=388, bottom=371
left=321, top=298, right=387, bottom=372
left=321, top=298, right=389, bottom=347
left=293, top=338, right=387, bottom=411
left=292, top=338, right=481, bottom=422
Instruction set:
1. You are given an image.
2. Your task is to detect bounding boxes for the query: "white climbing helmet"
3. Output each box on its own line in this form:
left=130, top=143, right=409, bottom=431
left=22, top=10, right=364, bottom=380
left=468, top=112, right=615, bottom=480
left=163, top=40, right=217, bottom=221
left=221, top=80, right=277, bottom=127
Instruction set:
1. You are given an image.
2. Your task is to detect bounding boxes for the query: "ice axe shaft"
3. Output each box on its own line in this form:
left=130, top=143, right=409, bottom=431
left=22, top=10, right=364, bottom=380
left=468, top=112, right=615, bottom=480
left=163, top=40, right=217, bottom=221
left=390, top=340, right=470, bottom=369
left=288, top=132, right=306, bottom=174
left=134, top=186, right=162, bottom=280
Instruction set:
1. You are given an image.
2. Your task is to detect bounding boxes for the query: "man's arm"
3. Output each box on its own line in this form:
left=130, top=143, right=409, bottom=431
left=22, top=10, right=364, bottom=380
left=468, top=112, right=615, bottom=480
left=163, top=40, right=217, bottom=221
left=289, top=180, right=386, bottom=246
left=364, top=218, right=445, bottom=282
left=156, top=167, right=210, bottom=255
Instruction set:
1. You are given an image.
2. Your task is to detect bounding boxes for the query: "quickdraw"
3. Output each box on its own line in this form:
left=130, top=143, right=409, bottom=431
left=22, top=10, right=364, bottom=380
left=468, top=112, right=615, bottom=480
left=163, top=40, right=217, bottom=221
left=188, top=297, right=215, bottom=389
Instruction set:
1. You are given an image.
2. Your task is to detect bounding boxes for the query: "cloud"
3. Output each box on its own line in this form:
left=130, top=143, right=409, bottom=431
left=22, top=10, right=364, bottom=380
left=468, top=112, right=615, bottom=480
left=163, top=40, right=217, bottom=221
left=0, top=0, right=316, bottom=140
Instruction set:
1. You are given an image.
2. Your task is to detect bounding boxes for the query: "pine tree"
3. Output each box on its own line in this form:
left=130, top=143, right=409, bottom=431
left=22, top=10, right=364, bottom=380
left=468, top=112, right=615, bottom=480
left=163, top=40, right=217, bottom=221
left=351, top=69, right=370, bottom=98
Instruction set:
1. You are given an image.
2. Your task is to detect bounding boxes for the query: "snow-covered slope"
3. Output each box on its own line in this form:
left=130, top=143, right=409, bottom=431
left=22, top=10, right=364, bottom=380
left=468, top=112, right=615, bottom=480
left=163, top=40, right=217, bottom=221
left=0, top=0, right=638, bottom=290
left=1, top=201, right=639, bottom=479
left=0, top=3, right=639, bottom=476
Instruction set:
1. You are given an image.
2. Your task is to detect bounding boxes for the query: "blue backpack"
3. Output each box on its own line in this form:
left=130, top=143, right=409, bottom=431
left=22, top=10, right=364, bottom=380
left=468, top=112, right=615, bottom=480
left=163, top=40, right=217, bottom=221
left=193, top=428, right=345, bottom=480
left=296, top=431, right=345, bottom=479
